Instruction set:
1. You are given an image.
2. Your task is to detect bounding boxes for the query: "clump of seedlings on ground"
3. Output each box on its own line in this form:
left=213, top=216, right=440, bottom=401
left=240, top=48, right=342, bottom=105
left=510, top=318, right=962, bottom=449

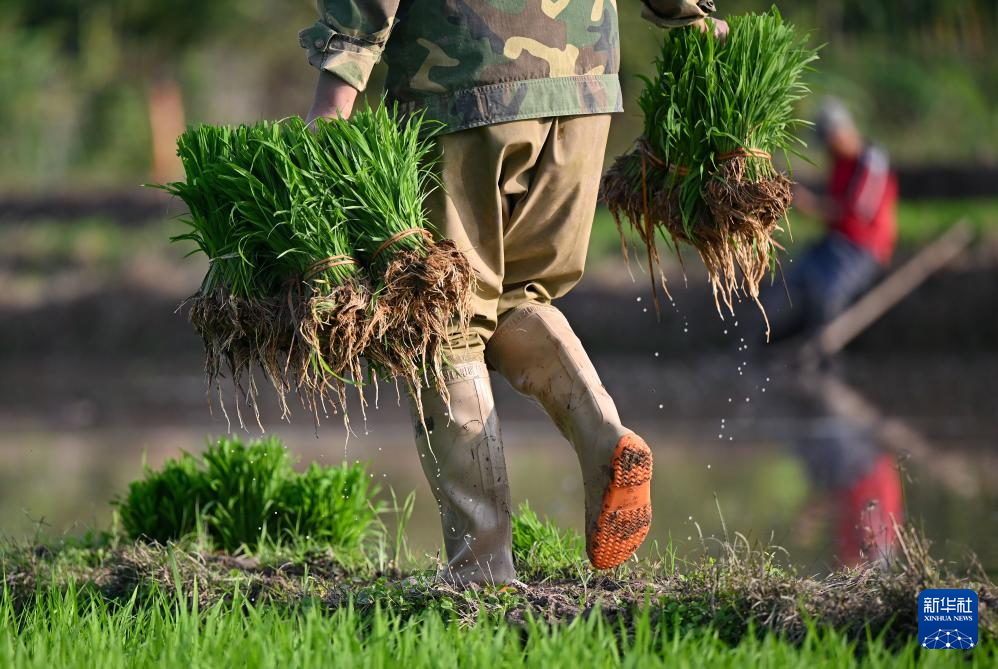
left=602, top=10, right=818, bottom=333
left=159, top=105, right=473, bottom=428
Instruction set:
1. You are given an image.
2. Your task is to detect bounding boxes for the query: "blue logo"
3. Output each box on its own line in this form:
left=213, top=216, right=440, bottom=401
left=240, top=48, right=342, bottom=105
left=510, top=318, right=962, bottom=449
left=918, top=589, right=978, bottom=650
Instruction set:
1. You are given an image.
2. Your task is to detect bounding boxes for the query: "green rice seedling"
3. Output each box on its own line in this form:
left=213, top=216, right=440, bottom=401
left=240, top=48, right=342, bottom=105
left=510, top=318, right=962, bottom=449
left=114, top=436, right=384, bottom=554
left=256, top=119, right=375, bottom=422
left=511, top=502, right=586, bottom=578
left=308, top=104, right=475, bottom=407
left=602, top=9, right=818, bottom=332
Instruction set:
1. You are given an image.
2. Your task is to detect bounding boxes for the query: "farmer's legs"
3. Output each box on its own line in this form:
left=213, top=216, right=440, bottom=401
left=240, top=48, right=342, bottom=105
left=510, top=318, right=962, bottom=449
left=484, top=115, right=652, bottom=569
left=486, top=303, right=653, bottom=569
left=411, top=349, right=515, bottom=585
left=422, top=114, right=613, bottom=349
left=415, top=118, right=553, bottom=583
left=801, top=233, right=881, bottom=324
left=497, top=114, right=611, bottom=313
left=423, top=118, right=554, bottom=355
left=417, top=114, right=649, bottom=573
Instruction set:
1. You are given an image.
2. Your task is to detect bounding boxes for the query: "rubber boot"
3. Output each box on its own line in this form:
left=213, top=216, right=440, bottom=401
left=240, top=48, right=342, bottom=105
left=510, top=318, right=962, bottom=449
left=485, top=303, right=652, bottom=570
left=412, top=351, right=516, bottom=587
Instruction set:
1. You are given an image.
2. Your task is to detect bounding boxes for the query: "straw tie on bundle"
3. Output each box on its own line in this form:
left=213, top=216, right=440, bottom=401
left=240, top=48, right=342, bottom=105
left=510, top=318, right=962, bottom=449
left=371, top=228, right=433, bottom=263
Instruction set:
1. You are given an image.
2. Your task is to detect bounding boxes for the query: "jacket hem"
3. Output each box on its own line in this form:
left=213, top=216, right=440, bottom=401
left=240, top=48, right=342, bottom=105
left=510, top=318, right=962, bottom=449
left=394, top=74, right=623, bottom=135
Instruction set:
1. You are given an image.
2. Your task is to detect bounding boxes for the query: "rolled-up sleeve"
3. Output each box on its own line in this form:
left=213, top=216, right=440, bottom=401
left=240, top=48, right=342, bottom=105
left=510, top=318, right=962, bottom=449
left=641, top=0, right=716, bottom=28
left=298, top=1, right=400, bottom=91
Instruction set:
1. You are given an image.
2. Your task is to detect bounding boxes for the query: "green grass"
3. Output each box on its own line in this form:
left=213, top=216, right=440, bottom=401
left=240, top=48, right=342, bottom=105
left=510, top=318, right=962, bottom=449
left=1, top=584, right=994, bottom=668
left=511, top=501, right=586, bottom=579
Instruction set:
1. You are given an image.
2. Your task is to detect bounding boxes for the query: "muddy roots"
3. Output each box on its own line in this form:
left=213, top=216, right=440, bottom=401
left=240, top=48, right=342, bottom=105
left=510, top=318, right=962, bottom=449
left=602, top=149, right=793, bottom=334
left=292, top=281, right=373, bottom=423
left=366, top=240, right=475, bottom=408
left=186, top=289, right=293, bottom=430
left=188, top=281, right=378, bottom=430
left=701, top=157, right=792, bottom=324
left=187, top=242, right=475, bottom=430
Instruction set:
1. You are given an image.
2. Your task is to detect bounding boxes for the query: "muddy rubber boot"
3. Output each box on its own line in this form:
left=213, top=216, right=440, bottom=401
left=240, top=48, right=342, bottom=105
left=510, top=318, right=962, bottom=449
left=485, top=303, right=652, bottom=570
left=412, top=351, right=516, bottom=587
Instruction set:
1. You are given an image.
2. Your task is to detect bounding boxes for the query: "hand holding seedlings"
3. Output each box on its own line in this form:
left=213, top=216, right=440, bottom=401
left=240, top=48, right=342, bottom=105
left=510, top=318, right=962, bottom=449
left=695, top=17, right=729, bottom=40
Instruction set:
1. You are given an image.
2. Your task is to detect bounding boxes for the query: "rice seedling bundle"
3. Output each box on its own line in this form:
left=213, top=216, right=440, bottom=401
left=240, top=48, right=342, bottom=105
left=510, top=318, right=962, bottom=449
left=602, top=9, right=818, bottom=331
left=308, top=110, right=474, bottom=407
left=160, top=105, right=473, bottom=428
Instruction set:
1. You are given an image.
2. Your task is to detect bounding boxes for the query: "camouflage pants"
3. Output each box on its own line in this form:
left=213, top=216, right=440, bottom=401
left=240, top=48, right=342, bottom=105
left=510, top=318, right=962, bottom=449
left=425, top=114, right=612, bottom=354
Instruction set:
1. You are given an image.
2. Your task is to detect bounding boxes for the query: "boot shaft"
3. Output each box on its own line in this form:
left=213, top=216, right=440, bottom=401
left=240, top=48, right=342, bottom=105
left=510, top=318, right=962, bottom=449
left=411, top=352, right=515, bottom=586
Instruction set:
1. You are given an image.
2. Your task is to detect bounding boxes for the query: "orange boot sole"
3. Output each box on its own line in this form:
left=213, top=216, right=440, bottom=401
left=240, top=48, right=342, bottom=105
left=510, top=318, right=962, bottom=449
left=588, top=434, right=653, bottom=570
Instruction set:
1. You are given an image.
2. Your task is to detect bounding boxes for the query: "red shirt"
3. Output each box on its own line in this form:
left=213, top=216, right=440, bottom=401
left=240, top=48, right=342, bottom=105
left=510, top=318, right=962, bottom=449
left=826, top=147, right=898, bottom=265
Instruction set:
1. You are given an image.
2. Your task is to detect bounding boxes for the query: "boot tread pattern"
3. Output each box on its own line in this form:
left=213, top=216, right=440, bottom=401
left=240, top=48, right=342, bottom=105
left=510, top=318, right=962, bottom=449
left=589, top=435, right=653, bottom=570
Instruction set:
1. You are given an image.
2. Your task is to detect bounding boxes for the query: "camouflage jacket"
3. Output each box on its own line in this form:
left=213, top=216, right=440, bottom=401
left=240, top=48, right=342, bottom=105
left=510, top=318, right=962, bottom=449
left=300, top=0, right=717, bottom=133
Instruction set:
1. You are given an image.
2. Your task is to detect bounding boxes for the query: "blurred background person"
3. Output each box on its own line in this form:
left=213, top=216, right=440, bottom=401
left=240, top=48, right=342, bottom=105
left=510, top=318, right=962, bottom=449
left=765, top=98, right=899, bottom=343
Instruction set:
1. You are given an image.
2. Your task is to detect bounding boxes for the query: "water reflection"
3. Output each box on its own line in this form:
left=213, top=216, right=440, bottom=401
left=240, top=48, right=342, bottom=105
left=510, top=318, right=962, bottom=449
left=790, top=372, right=903, bottom=566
